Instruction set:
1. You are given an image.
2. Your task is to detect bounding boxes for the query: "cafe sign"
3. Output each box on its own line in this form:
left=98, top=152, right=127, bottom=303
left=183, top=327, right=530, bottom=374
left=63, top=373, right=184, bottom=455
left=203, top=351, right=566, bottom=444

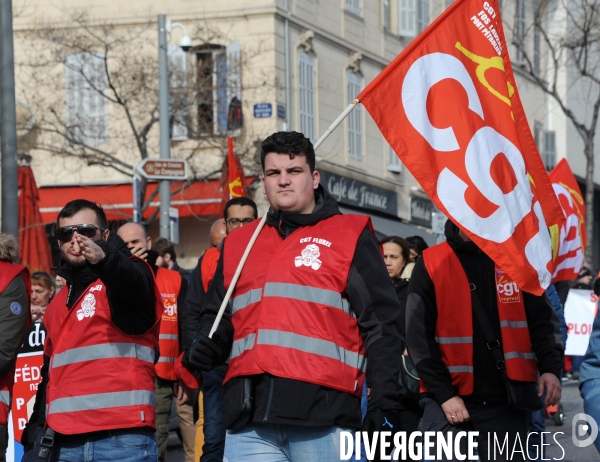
left=320, top=169, right=397, bottom=216
left=410, top=196, right=434, bottom=228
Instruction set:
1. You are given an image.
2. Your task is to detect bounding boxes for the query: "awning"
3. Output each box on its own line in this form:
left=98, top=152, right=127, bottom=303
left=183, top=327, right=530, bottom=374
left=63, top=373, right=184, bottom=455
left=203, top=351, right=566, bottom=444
left=338, top=206, right=437, bottom=246
left=38, top=178, right=255, bottom=223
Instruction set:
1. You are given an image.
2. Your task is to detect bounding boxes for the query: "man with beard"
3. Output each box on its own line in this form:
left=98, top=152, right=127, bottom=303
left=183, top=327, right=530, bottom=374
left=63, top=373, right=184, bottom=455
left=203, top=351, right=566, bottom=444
left=23, top=199, right=162, bottom=462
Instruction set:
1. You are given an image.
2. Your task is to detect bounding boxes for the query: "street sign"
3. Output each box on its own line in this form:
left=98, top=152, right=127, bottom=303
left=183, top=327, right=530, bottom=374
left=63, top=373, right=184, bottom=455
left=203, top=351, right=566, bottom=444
left=253, top=103, right=272, bottom=118
left=431, top=211, right=447, bottom=235
left=277, top=104, right=286, bottom=119
left=135, top=159, right=188, bottom=181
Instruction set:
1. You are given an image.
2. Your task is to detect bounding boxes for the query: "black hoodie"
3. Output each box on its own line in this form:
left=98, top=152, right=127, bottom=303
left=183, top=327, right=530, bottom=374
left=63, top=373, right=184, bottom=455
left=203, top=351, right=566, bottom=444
left=196, top=186, right=405, bottom=428
left=406, top=220, right=564, bottom=406
left=23, top=232, right=157, bottom=443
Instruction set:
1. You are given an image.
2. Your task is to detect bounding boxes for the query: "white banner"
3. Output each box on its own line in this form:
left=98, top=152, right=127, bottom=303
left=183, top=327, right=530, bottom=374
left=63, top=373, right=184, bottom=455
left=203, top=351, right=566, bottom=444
left=565, top=289, right=598, bottom=356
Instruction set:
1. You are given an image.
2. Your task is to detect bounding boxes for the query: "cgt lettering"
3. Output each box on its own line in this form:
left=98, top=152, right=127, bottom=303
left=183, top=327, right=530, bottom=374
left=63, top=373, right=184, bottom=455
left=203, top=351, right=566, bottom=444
left=497, top=282, right=519, bottom=297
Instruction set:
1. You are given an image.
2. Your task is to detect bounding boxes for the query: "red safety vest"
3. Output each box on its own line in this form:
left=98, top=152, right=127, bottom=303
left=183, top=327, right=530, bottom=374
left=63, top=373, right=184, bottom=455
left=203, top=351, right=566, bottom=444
left=44, top=264, right=162, bottom=434
left=155, top=267, right=182, bottom=381
left=222, top=214, right=371, bottom=396
left=421, top=242, right=538, bottom=395
left=201, top=247, right=220, bottom=293
left=0, top=262, right=31, bottom=425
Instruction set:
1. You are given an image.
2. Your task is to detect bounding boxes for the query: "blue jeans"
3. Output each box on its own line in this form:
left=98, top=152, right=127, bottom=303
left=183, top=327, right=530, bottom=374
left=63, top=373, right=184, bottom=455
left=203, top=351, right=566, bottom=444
left=528, top=408, right=546, bottom=460
left=50, top=428, right=157, bottom=462
left=224, top=423, right=350, bottom=462
left=201, top=364, right=227, bottom=462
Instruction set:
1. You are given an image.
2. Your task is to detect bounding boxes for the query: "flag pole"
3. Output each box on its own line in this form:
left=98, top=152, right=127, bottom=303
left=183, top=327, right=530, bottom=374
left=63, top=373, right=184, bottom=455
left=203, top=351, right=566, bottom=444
left=313, top=99, right=360, bottom=150
left=207, top=99, right=360, bottom=340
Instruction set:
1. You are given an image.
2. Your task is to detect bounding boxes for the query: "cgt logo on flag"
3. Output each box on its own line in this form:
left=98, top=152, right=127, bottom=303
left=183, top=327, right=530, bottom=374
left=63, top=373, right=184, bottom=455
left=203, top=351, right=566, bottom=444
left=358, top=0, right=565, bottom=295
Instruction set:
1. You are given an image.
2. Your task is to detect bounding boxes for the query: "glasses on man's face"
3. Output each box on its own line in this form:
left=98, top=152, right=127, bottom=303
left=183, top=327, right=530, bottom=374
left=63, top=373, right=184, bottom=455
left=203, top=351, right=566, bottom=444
left=225, top=218, right=254, bottom=228
left=55, top=224, right=105, bottom=242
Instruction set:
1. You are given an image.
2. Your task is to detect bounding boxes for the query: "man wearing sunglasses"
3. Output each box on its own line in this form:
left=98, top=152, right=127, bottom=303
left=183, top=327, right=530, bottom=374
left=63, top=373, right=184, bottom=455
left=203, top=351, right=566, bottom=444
left=182, top=196, right=257, bottom=462
left=22, top=199, right=162, bottom=462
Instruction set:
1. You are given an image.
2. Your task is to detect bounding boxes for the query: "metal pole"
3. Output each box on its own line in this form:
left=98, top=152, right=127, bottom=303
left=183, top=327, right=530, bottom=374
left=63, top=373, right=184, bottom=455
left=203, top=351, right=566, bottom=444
left=0, top=0, right=19, bottom=236
left=313, top=100, right=359, bottom=151
left=158, top=14, right=170, bottom=239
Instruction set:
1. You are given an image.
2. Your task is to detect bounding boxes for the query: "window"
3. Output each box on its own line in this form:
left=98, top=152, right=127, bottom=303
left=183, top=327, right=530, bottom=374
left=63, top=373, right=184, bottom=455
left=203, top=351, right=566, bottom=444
left=169, top=45, right=189, bottom=141
left=417, top=0, right=429, bottom=33
left=543, top=130, right=556, bottom=171
left=445, top=0, right=454, bottom=8
left=533, top=4, right=541, bottom=74
left=346, top=0, right=361, bottom=15
left=347, top=72, right=362, bottom=161
left=65, top=52, right=109, bottom=146
left=387, top=143, right=402, bottom=173
left=533, top=120, right=543, bottom=151
left=298, top=51, right=316, bottom=141
left=514, top=0, right=526, bottom=63
left=399, top=0, right=416, bottom=37
left=383, top=0, right=390, bottom=31
left=195, top=40, right=242, bottom=136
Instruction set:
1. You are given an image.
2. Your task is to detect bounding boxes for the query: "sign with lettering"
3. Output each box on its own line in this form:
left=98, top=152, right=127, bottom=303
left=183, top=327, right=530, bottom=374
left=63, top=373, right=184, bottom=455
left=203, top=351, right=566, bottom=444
left=320, top=169, right=397, bottom=216
left=253, top=103, right=272, bottom=118
left=565, top=289, right=598, bottom=356
left=410, top=196, right=434, bottom=228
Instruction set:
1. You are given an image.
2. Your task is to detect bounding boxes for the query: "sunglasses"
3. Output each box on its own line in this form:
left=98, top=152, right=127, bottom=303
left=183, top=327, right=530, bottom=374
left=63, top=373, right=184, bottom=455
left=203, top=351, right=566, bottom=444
left=55, top=224, right=105, bottom=242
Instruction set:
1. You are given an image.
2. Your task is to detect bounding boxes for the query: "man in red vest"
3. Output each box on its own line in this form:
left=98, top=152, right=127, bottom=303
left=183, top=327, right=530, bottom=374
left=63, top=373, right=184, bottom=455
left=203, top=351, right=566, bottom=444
left=22, top=199, right=162, bottom=462
left=186, top=131, right=404, bottom=461
left=0, top=233, right=31, bottom=462
left=117, top=222, right=192, bottom=462
left=406, top=219, right=563, bottom=461
left=183, top=197, right=257, bottom=462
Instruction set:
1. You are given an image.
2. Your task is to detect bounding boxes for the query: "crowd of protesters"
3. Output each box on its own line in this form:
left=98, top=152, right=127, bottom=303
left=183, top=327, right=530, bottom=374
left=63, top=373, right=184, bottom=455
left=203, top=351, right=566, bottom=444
left=2, top=131, right=600, bottom=462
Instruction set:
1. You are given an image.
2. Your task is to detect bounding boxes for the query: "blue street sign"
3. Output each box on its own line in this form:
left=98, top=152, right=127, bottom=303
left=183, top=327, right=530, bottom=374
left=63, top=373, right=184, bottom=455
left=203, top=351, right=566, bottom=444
left=254, top=103, right=272, bottom=118
left=277, top=104, right=286, bottom=119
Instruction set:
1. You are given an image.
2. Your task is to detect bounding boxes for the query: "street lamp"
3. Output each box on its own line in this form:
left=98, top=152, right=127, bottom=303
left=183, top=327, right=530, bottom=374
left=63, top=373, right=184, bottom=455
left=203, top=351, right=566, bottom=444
left=157, top=15, right=192, bottom=237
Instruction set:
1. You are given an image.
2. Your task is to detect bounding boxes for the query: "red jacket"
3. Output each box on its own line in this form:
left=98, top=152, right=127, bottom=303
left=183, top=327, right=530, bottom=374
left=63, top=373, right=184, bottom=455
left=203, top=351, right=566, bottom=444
left=0, top=262, right=31, bottom=425
left=155, top=268, right=182, bottom=381
left=222, top=215, right=371, bottom=396
left=44, top=272, right=162, bottom=434
left=421, top=242, right=538, bottom=395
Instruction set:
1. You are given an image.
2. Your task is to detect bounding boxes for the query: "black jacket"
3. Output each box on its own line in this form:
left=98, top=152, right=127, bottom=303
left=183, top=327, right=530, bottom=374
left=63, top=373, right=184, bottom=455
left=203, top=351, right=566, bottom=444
left=195, top=186, right=405, bottom=428
left=23, top=232, right=157, bottom=444
left=406, top=220, right=564, bottom=406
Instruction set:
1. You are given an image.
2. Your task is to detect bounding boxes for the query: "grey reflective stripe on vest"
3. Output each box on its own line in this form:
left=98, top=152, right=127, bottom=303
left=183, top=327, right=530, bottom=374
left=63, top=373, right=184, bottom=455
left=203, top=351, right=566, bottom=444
left=158, top=357, right=177, bottom=363
left=257, top=329, right=367, bottom=372
left=231, top=289, right=262, bottom=315
left=48, top=390, right=155, bottom=414
left=52, top=343, right=155, bottom=368
left=447, top=366, right=473, bottom=373
left=159, top=334, right=178, bottom=340
left=435, top=336, right=473, bottom=344
left=0, top=390, right=9, bottom=405
left=229, top=333, right=256, bottom=360
left=504, top=351, right=536, bottom=360
left=499, top=321, right=528, bottom=328
left=263, top=283, right=355, bottom=318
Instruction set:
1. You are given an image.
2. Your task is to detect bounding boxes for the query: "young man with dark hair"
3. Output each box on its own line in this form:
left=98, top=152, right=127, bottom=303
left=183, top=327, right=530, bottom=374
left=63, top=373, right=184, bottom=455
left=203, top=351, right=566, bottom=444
left=23, top=199, right=162, bottom=462
left=183, top=197, right=258, bottom=462
left=186, top=131, right=404, bottom=460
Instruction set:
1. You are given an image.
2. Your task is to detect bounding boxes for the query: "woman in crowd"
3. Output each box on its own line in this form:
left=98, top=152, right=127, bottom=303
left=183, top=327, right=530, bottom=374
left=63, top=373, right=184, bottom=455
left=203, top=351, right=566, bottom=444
left=30, top=271, right=56, bottom=322
left=381, top=236, right=422, bottom=456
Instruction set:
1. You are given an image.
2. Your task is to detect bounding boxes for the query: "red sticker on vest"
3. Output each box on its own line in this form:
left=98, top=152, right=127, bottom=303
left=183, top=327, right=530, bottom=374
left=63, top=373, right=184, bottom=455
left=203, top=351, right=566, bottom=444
left=495, top=268, right=521, bottom=303
left=161, top=295, right=178, bottom=320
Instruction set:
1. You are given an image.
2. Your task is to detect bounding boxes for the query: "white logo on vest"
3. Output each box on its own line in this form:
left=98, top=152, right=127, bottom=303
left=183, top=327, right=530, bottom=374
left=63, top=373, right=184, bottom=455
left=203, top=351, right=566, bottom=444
left=295, top=244, right=322, bottom=270
left=77, top=293, right=97, bottom=321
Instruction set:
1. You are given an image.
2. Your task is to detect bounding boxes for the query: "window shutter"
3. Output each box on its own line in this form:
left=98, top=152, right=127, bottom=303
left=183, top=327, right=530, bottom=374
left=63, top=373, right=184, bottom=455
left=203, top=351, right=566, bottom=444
left=544, top=130, right=556, bottom=171
left=417, top=0, right=430, bottom=33
left=345, top=0, right=361, bottom=15
left=65, top=54, right=84, bottom=144
left=168, top=45, right=189, bottom=141
left=383, top=0, right=390, bottom=30
left=298, top=51, right=315, bottom=141
left=226, top=40, right=242, bottom=136
left=347, top=73, right=362, bottom=161
left=399, top=0, right=416, bottom=37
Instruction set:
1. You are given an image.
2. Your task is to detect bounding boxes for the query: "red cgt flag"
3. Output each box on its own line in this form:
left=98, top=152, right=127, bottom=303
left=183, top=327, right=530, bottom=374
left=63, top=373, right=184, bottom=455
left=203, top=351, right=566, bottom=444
left=358, top=0, right=564, bottom=294
left=220, top=136, right=246, bottom=213
left=549, top=158, right=586, bottom=282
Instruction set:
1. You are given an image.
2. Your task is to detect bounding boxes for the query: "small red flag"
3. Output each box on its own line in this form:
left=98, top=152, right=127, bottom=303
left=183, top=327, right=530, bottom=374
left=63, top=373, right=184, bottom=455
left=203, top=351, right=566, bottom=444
left=549, top=159, right=586, bottom=282
left=220, top=137, right=246, bottom=215
left=358, top=0, right=564, bottom=294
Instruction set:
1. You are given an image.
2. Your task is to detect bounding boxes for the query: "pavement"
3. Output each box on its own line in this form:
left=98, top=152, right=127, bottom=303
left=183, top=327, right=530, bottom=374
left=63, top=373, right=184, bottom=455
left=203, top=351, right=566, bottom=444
left=165, top=379, right=600, bottom=461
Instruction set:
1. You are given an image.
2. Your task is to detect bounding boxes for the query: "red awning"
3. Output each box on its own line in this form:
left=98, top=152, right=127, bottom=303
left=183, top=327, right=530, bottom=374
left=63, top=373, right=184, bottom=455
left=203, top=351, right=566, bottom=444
left=38, top=178, right=255, bottom=223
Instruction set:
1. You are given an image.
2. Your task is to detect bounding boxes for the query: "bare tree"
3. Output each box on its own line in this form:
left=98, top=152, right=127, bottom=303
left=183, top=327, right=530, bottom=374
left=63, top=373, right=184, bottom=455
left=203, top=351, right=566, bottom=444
left=513, top=0, right=600, bottom=261
left=15, top=13, right=269, bottom=224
